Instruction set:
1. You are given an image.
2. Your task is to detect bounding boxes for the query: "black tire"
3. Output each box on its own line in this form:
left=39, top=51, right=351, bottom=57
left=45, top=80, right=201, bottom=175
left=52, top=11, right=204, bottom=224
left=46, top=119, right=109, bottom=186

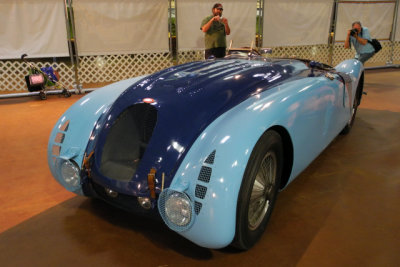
left=340, top=83, right=362, bottom=135
left=233, top=130, right=283, bottom=250
left=39, top=91, right=47, bottom=100
left=63, top=88, right=72, bottom=98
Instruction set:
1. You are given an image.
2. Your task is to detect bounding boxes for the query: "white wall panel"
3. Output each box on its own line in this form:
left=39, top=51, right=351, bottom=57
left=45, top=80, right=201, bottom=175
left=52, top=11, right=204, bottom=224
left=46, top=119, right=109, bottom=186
left=263, top=0, right=333, bottom=47
left=73, top=0, right=168, bottom=55
left=336, top=2, right=395, bottom=41
left=0, top=0, right=69, bottom=59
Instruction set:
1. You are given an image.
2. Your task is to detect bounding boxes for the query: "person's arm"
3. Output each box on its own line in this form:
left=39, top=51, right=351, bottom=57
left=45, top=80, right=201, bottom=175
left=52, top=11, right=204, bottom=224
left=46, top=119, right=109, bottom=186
left=221, top=18, right=230, bottom=35
left=201, top=16, right=220, bottom=33
left=344, top=30, right=351, bottom=49
left=355, top=35, right=368, bottom=45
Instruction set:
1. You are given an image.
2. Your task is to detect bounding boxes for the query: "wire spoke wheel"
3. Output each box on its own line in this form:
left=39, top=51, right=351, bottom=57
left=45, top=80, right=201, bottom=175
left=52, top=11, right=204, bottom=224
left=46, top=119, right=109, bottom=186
left=233, top=130, right=283, bottom=250
left=248, top=152, right=277, bottom=230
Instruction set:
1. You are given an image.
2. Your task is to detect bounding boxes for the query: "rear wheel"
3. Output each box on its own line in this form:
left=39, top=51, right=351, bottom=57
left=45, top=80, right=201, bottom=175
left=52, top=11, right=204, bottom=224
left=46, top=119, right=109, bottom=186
left=233, top=130, right=283, bottom=250
left=341, top=83, right=362, bottom=135
left=340, top=92, right=359, bottom=134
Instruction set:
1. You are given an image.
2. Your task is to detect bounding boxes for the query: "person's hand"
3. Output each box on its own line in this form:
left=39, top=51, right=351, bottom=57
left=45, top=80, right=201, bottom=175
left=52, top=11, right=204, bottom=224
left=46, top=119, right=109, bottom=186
left=348, top=29, right=358, bottom=38
left=213, top=16, right=220, bottom=22
left=221, top=17, right=228, bottom=24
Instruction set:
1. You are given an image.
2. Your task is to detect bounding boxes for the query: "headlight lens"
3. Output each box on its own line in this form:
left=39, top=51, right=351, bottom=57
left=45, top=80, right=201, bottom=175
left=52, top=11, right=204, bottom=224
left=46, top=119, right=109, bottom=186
left=165, top=192, right=192, bottom=227
left=60, top=160, right=80, bottom=188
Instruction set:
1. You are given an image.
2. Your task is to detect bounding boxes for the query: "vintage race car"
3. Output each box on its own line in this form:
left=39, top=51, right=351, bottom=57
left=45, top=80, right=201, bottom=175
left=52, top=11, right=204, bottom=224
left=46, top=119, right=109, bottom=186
left=48, top=51, right=364, bottom=250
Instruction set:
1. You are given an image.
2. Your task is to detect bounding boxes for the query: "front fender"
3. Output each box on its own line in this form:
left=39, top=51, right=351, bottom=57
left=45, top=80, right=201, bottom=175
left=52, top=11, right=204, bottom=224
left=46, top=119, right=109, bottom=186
left=47, top=76, right=147, bottom=195
left=160, top=87, right=291, bottom=248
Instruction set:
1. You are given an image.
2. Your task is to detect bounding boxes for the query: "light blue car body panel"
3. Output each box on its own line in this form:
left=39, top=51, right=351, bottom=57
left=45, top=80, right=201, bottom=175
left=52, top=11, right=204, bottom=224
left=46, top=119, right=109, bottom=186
left=47, top=58, right=363, bottom=249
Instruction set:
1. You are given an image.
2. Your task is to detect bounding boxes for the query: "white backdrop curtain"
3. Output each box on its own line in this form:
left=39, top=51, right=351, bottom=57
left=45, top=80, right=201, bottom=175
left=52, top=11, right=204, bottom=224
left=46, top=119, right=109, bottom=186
left=263, top=0, right=333, bottom=47
left=336, top=1, right=396, bottom=41
left=177, top=0, right=257, bottom=51
left=73, top=0, right=169, bottom=55
left=0, top=0, right=69, bottom=59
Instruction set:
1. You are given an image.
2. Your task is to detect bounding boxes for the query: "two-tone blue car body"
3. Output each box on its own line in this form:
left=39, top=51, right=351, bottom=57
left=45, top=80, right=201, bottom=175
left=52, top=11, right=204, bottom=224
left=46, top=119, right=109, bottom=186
left=48, top=55, right=364, bottom=250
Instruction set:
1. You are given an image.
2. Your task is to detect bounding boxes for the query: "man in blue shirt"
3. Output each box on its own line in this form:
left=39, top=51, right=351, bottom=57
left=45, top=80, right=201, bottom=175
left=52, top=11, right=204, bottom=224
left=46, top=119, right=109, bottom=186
left=344, top=21, right=375, bottom=64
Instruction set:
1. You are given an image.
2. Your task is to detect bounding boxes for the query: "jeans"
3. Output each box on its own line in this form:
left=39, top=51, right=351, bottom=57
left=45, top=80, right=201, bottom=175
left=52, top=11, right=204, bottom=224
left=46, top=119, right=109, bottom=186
left=205, top=47, right=226, bottom=59
left=356, top=52, right=375, bottom=64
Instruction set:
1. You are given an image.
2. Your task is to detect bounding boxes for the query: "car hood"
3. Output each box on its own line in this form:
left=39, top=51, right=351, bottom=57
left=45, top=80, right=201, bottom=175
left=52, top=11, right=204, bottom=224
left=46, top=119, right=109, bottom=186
left=88, top=58, right=309, bottom=196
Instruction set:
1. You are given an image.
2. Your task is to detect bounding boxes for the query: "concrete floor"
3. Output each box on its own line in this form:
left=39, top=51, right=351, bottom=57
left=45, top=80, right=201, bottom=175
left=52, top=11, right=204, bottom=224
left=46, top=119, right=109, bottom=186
left=0, top=69, right=399, bottom=266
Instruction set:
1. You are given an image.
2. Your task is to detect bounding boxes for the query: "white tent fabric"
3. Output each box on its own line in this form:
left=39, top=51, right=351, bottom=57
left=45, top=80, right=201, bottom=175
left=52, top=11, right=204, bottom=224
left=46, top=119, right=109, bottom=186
left=0, top=0, right=69, bottom=60
left=336, top=2, right=395, bottom=41
left=73, top=0, right=169, bottom=55
left=263, top=0, right=333, bottom=47
left=177, top=0, right=257, bottom=51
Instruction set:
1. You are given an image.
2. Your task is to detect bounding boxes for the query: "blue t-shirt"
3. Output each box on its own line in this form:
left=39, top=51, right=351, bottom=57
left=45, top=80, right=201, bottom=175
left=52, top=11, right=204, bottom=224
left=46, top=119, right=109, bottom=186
left=350, top=27, right=375, bottom=55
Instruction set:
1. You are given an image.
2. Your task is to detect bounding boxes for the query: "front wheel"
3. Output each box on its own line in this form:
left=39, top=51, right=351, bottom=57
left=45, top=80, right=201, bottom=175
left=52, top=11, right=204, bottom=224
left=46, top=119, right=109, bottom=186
left=233, top=130, right=283, bottom=250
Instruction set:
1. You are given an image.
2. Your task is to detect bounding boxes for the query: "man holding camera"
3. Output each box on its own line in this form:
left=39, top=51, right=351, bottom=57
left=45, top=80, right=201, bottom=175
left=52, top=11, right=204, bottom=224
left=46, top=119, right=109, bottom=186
left=201, top=3, right=231, bottom=59
left=344, top=21, right=375, bottom=64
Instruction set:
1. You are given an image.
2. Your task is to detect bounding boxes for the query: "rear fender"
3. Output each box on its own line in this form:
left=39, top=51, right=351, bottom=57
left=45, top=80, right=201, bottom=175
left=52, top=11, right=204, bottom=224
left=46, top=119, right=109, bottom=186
left=335, top=59, right=364, bottom=107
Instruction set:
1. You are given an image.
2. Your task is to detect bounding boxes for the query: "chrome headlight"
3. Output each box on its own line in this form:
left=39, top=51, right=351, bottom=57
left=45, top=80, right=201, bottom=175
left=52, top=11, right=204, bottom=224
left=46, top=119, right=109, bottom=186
left=165, top=192, right=192, bottom=226
left=56, top=158, right=81, bottom=191
left=158, top=190, right=194, bottom=232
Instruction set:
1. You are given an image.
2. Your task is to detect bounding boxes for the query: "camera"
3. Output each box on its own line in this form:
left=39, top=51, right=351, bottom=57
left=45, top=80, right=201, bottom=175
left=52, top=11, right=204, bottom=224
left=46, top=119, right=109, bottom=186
left=350, top=29, right=358, bottom=36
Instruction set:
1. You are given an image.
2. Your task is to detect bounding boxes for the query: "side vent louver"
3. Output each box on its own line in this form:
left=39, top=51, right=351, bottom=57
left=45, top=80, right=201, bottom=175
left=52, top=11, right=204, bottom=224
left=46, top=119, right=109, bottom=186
left=194, top=150, right=216, bottom=215
left=52, top=120, right=70, bottom=164
left=194, top=201, right=202, bottom=215
left=198, top=166, right=212, bottom=183
left=195, top=184, right=207, bottom=199
left=204, top=150, right=216, bottom=164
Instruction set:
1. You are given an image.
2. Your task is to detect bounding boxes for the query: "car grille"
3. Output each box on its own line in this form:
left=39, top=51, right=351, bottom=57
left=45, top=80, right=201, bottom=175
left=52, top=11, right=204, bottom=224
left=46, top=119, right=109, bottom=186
left=99, top=103, right=157, bottom=181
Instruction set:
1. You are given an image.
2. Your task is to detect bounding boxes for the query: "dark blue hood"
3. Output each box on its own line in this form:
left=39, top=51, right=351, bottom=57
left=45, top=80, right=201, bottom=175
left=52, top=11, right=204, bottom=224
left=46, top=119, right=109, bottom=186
left=88, top=58, right=309, bottom=196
